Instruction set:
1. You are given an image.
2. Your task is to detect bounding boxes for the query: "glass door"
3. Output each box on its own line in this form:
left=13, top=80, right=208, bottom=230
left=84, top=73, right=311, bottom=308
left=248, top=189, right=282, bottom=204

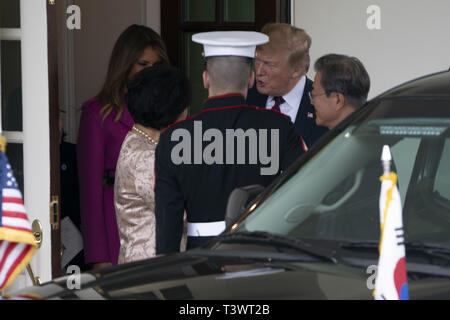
left=1, top=0, right=52, bottom=292
left=0, top=0, right=24, bottom=192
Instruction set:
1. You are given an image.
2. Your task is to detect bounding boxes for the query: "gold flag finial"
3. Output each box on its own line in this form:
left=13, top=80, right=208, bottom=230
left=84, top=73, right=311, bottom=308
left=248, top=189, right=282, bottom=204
left=0, top=136, right=6, bottom=153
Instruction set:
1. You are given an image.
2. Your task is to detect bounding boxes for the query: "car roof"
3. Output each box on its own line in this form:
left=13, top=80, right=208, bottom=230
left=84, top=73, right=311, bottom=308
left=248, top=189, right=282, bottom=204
left=377, top=70, right=450, bottom=99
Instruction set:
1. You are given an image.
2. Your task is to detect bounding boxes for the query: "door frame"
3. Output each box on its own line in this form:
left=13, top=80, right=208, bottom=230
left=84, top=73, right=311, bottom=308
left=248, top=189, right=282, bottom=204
left=161, top=0, right=291, bottom=70
left=47, top=0, right=62, bottom=279
left=20, top=0, right=53, bottom=287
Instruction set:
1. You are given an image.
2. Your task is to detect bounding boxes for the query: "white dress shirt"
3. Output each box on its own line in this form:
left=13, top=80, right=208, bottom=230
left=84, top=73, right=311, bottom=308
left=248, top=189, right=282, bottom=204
left=265, top=75, right=306, bottom=123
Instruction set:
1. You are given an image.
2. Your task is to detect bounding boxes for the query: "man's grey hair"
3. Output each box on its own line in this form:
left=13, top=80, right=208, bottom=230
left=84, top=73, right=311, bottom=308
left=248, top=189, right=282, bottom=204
left=206, top=56, right=252, bottom=93
left=314, top=54, right=370, bottom=108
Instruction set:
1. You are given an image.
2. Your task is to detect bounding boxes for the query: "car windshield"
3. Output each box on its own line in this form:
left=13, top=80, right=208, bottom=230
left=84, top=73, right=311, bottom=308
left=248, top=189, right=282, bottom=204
left=234, top=98, right=450, bottom=248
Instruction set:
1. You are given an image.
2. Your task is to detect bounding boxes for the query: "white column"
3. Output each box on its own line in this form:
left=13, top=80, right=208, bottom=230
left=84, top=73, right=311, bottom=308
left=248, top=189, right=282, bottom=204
left=20, top=0, right=52, bottom=285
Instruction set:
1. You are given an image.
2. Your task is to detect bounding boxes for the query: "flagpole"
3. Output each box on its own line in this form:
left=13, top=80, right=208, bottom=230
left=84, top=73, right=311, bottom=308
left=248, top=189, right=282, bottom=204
left=26, top=265, right=40, bottom=286
left=0, top=136, right=6, bottom=154
left=0, top=116, right=4, bottom=153
left=381, top=145, right=392, bottom=175
left=378, top=145, right=393, bottom=254
left=375, top=145, right=409, bottom=300
left=0, top=135, right=39, bottom=293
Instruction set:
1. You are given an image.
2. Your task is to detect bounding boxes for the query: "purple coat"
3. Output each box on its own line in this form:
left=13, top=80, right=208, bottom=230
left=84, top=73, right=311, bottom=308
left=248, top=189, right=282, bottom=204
left=77, top=97, right=133, bottom=265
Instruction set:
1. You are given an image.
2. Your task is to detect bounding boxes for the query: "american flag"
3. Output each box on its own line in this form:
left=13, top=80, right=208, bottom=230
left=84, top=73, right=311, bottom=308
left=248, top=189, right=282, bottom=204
left=0, top=151, right=36, bottom=293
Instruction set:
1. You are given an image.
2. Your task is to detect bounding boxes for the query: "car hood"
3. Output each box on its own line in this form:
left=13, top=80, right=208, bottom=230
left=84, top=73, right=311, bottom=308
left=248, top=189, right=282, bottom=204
left=5, top=246, right=450, bottom=300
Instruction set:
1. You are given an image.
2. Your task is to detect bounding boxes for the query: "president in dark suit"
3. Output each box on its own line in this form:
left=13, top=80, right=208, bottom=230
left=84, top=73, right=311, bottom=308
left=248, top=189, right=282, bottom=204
left=246, top=23, right=328, bottom=148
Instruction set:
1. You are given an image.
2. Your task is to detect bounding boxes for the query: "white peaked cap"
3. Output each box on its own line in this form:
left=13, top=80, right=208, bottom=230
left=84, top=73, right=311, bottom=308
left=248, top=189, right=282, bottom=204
left=192, top=31, right=269, bottom=58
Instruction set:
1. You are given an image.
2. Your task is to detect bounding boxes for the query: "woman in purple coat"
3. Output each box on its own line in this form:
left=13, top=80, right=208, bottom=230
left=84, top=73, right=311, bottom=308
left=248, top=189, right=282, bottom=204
left=77, top=25, right=170, bottom=269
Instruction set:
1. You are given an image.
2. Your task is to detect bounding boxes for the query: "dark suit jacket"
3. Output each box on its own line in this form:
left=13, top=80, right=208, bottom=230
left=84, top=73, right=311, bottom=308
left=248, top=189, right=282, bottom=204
left=246, top=77, right=329, bottom=147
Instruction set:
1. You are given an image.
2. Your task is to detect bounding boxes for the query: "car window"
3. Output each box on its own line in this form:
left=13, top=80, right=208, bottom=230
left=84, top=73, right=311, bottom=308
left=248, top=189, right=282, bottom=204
left=391, top=138, right=421, bottom=207
left=235, top=98, right=450, bottom=247
left=238, top=126, right=419, bottom=242
left=434, top=138, right=450, bottom=201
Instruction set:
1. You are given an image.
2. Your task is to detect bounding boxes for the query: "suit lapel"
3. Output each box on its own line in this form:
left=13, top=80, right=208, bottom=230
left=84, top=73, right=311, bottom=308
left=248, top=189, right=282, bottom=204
left=247, top=77, right=327, bottom=146
left=255, top=93, right=268, bottom=109
left=294, top=77, right=316, bottom=138
left=246, top=83, right=268, bottom=109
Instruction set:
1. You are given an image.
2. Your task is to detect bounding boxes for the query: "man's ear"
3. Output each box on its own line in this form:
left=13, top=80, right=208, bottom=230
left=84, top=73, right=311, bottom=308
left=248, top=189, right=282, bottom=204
left=335, top=92, right=346, bottom=111
left=248, top=70, right=255, bottom=89
left=291, top=65, right=305, bottom=79
left=202, top=70, right=210, bottom=89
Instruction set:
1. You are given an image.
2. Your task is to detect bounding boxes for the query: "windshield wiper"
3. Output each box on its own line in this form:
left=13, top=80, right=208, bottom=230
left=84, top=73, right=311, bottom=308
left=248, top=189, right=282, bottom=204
left=340, top=240, right=450, bottom=262
left=404, top=242, right=450, bottom=260
left=216, top=231, right=338, bottom=264
left=339, top=240, right=379, bottom=250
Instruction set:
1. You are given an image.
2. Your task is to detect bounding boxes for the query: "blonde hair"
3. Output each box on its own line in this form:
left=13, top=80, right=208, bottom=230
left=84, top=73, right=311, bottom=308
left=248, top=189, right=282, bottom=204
left=259, top=23, right=312, bottom=73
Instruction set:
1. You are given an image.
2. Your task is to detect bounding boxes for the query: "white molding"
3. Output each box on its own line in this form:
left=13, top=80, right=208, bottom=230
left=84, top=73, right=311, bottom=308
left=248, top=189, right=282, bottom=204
left=0, top=28, right=22, bottom=41
left=3, top=131, right=24, bottom=144
left=20, top=0, right=52, bottom=286
left=141, top=0, right=147, bottom=25
left=146, top=0, right=161, bottom=34
left=291, top=1, right=295, bottom=25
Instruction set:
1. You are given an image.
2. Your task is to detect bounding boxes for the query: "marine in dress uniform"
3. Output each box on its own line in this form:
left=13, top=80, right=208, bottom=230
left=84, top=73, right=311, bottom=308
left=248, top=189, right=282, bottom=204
left=155, top=32, right=306, bottom=254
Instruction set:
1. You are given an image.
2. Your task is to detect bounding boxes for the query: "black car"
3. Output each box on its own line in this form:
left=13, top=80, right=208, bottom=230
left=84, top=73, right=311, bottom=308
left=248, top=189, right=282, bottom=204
left=6, top=70, right=450, bottom=300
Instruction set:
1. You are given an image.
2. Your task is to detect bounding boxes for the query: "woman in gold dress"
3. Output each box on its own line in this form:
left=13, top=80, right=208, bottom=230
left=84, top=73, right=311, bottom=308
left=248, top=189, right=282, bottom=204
left=114, top=65, right=190, bottom=264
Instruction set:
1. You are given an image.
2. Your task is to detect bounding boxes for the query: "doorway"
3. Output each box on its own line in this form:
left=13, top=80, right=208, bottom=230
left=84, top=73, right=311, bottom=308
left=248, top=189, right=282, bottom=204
left=161, top=0, right=291, bottom=115
left=0, top=0, right=53, bottom=290
left=1, top=0, right=291, bottom=291
left=55, top=0, right=157, bottom=276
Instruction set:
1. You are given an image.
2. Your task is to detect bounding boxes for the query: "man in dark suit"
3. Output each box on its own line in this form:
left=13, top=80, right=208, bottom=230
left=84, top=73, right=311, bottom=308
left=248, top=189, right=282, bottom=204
left=155, top=31, right=305, bottom=253
left=246, top=23, right=328, bottom=148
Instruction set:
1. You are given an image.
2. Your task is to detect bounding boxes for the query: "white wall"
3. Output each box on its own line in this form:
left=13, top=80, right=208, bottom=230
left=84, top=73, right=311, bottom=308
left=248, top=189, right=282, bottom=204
left=147, top=0, right=161, bottom=34
left=293, top=0, right=450, bottom=99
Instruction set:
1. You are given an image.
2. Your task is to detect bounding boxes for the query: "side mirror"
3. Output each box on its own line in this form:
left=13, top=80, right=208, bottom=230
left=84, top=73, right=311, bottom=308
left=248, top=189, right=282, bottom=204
left=225, top=185, right=265, bottom=230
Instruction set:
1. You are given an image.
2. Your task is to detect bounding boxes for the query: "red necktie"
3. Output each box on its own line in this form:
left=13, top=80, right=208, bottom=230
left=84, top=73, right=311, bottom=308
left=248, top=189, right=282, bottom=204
left=271, top=96, right=285, bottom=112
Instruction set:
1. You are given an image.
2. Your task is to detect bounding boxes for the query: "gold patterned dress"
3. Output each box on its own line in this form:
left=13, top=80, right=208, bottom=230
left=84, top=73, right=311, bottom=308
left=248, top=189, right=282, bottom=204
left=114, top=131, right=186, bottom=264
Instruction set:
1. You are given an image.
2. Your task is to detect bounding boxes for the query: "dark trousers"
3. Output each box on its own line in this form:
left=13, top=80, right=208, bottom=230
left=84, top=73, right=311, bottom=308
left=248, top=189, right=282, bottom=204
left=186, top=236, right=216, bottom=250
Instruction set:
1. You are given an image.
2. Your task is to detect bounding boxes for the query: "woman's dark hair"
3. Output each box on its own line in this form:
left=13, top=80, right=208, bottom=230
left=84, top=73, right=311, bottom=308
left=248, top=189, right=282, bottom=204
left=126, top=65, right=191, bottom=130
left=97, top=24, right=170, bottom=122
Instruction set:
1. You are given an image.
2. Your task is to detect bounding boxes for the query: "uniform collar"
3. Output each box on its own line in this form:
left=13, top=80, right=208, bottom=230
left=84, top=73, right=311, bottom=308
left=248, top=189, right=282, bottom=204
left=203, top=94, right=247, bottom=111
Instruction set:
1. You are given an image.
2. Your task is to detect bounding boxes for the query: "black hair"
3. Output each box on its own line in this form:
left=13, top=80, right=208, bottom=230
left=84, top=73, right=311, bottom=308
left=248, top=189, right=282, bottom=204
left=126, top=65, right=191, bottom=130
left=314, top=54, right=370, bottom=108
